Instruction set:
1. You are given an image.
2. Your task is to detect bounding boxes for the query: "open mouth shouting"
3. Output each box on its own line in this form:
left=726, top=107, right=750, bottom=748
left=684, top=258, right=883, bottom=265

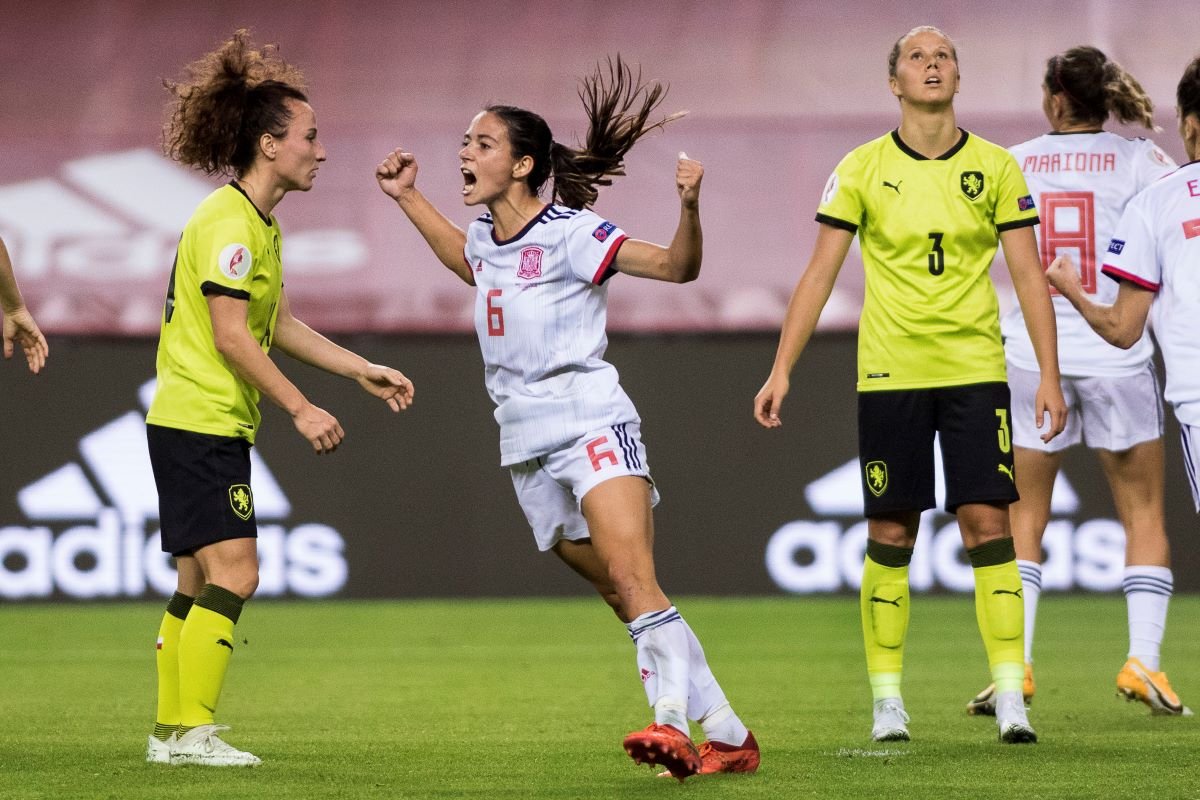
left=461, top=167, right=477, bottom=197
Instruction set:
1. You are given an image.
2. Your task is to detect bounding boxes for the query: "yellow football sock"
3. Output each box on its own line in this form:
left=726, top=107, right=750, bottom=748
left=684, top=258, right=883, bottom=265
left=178, top=584, right=245, bottom=728
left=153, top=592, right=193, bottom=740
left=861, top=542, right=913, bottom=701
left=968, top=538, right=1025, bottom=694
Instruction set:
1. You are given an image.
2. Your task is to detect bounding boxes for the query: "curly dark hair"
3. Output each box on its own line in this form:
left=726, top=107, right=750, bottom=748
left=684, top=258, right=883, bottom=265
left=486, top=56, right=684, bottom=210
left=162, top=29, right=308, bottom=177
left=1045, top=46, right=1156, bottom=130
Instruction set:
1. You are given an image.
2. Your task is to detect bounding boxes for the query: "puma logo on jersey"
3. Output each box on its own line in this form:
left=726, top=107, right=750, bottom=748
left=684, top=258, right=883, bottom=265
left=998, top=463, right=1014, bottom=482
left=882, top=179, right=902, bottom=194
left=869, top=595, right=901, bottom=607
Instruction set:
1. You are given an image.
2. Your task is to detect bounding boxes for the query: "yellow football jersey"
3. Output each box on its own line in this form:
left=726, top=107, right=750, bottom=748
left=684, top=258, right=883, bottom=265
left=817, top=130, right=1039, bottom=391
left=147, top=183, right=283, bottom=442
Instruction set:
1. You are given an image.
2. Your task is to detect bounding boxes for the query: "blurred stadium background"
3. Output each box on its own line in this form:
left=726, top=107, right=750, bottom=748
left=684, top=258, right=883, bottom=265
left=2, top=0, right=1198, bottom=601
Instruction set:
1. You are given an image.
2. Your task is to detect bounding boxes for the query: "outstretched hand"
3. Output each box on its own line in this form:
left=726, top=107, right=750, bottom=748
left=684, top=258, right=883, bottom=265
left=3, top=307, right=48, bottom=374
left=376, top=148, right=419, bottom=200
left=676, top=152, right=703, bottom=209
left=357, top=364, right=414, bottom=412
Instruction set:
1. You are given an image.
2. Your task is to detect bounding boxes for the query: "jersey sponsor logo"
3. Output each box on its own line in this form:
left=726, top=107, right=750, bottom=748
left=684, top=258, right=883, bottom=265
left=592, top=221, right=617, bottom=242
left=882, top=179, right=902, bottom=195
left=1150, top=146, right=1172, bottom=167
left=1108, top=239, right=1126, bottom=255
left=864, top=460, right=888, bottom=497
left=219, top=243, right=252, bottom=280
left=960, top=171, right=984, bottom=200
left=763, top=437, right=1126, bottom=594
left=821, top=172, right=839, bottom=205
left=1017, top=195, right=1035, bottom=211
left=517, top=246, right=543, bottom=280
left=0, top=379, right=348, bottom=600
left=228, top=484, right=254, bottom=521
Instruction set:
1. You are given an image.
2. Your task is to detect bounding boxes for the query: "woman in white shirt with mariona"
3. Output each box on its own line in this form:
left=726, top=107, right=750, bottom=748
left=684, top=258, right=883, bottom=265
left=1044, top=52, right=1200, bottom=718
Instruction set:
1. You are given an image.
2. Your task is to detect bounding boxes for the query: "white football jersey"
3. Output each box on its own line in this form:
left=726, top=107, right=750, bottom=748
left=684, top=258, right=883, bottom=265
left=1002, top=132, right=1175, bottom=376
left=464, top=204, right=639, bottom=465
left=1101, top=161, right=1200, bottom=426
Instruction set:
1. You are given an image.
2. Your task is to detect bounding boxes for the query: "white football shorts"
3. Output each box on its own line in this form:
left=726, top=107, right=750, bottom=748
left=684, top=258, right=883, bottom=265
left=509, top=422, right=660, bottom=551
left=1008, top=361, right=1163, bottom=453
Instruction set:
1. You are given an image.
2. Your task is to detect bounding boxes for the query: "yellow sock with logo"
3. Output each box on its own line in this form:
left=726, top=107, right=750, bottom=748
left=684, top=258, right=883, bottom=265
left=969, top=537, right=1025, bottom=694
left=861, top=541, right=913, bottom=701
left=178, top=584, right=246, bottom=729
left=153, top=592, right=194, bottom=740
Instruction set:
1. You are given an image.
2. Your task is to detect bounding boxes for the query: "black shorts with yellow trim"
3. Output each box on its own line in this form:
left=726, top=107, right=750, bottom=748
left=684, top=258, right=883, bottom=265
left=147, top=423, right=257, bottom=556
left=857, top=382, right=1018, bottom=516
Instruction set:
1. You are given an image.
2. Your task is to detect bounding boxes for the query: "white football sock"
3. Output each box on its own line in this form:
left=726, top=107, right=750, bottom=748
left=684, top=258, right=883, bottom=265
left=681, top=620, right=748, bottom=745
left=1124, top=566, right=1173, bottom=672
left=627, top=606, right=689, bottom=733
left=1016, top=559, right=1042, bottom=664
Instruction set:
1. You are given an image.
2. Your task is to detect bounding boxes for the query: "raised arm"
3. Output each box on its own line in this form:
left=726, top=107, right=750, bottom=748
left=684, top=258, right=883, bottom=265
left=0, top=237, right=48, bottom=373
left=1001, top=225, right=1067, bottom=442
left=613, top=153, right=703, bottom=283
left=1045, top=255, right=1154, bottom=349
left=753, top=224, right=855, bottom=428
left=376, top=148, right=473, bottom=284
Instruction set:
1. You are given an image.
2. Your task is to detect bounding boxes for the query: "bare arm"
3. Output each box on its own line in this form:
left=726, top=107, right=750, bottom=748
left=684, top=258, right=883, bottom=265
left=273, top=290, right=413, bottom=412
left=376, top=148, right=473, bottom=284
left=1001, top=225, right=1067, bottom=442
left=753, top=224, right=855, bottom=428
left=1045, top=255, right=1154, bottom=349
left=0, top=237, right=48, bottom=373
left=208, top=293, right=344, bottom=454
left=614, top=154, right=703, bottom=283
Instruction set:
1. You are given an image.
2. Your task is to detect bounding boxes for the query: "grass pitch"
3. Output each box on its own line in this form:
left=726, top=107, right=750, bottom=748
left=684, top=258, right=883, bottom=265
left=1, top=596, right=1197, bottom=799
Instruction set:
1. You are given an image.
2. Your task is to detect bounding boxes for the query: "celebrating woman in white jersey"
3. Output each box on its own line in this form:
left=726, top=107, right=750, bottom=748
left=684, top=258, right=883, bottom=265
left=1046, top=54, right=1200, bottom=717
left=375, top=58, right=756, bottom=781
left=968, top=46, right=1187, bottom=717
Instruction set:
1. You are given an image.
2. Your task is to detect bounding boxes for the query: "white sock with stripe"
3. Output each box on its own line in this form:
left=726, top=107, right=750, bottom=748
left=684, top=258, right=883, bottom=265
left=627, top=606, right=690, bottom=733
left=1124, top=566, right=1173, bottom=672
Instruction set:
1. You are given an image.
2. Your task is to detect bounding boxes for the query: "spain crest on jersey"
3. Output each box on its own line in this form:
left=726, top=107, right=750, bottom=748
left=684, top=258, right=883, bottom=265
left=960, top=171, right=984, bottom=200
left=517, top=246, right=543, bottom=280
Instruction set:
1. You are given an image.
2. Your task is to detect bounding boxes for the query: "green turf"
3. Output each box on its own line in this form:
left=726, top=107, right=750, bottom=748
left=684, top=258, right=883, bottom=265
left=1, top=596, right=1197, bottom=799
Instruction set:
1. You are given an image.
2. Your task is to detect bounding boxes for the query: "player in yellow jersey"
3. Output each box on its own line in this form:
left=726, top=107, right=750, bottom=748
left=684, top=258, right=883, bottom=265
left=145, top=30, right=414, bottom=767
left=754, top=26, right=1067, bottom=745
left=1, top=235, right=47, bottom=373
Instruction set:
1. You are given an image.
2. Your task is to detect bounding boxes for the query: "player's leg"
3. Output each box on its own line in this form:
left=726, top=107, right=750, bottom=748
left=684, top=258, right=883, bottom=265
left=147, top=427, right=261, bottom=766
left=147, top=556, right=202, bottom=763
left=858, top=389, right=935, bottom=742
left=555, top=536, right=756, bottom=774
left=579, top=475, right=700, bottom=777
left=942, top=383, right=1034, bottom=742
left=966, top=444, right=1059, bottom=714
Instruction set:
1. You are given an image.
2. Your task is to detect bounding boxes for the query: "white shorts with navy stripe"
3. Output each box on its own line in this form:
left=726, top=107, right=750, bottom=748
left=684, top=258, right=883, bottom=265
left=509, top=422, right=660, bottom=551
left=1008, top=361, right=1163, bottom=453
left=1180, top=423, right=1200, bottom=513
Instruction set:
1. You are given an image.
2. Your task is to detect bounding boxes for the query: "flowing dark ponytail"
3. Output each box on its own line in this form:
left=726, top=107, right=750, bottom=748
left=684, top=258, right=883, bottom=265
left=487, top=56, right=684, bottom=209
